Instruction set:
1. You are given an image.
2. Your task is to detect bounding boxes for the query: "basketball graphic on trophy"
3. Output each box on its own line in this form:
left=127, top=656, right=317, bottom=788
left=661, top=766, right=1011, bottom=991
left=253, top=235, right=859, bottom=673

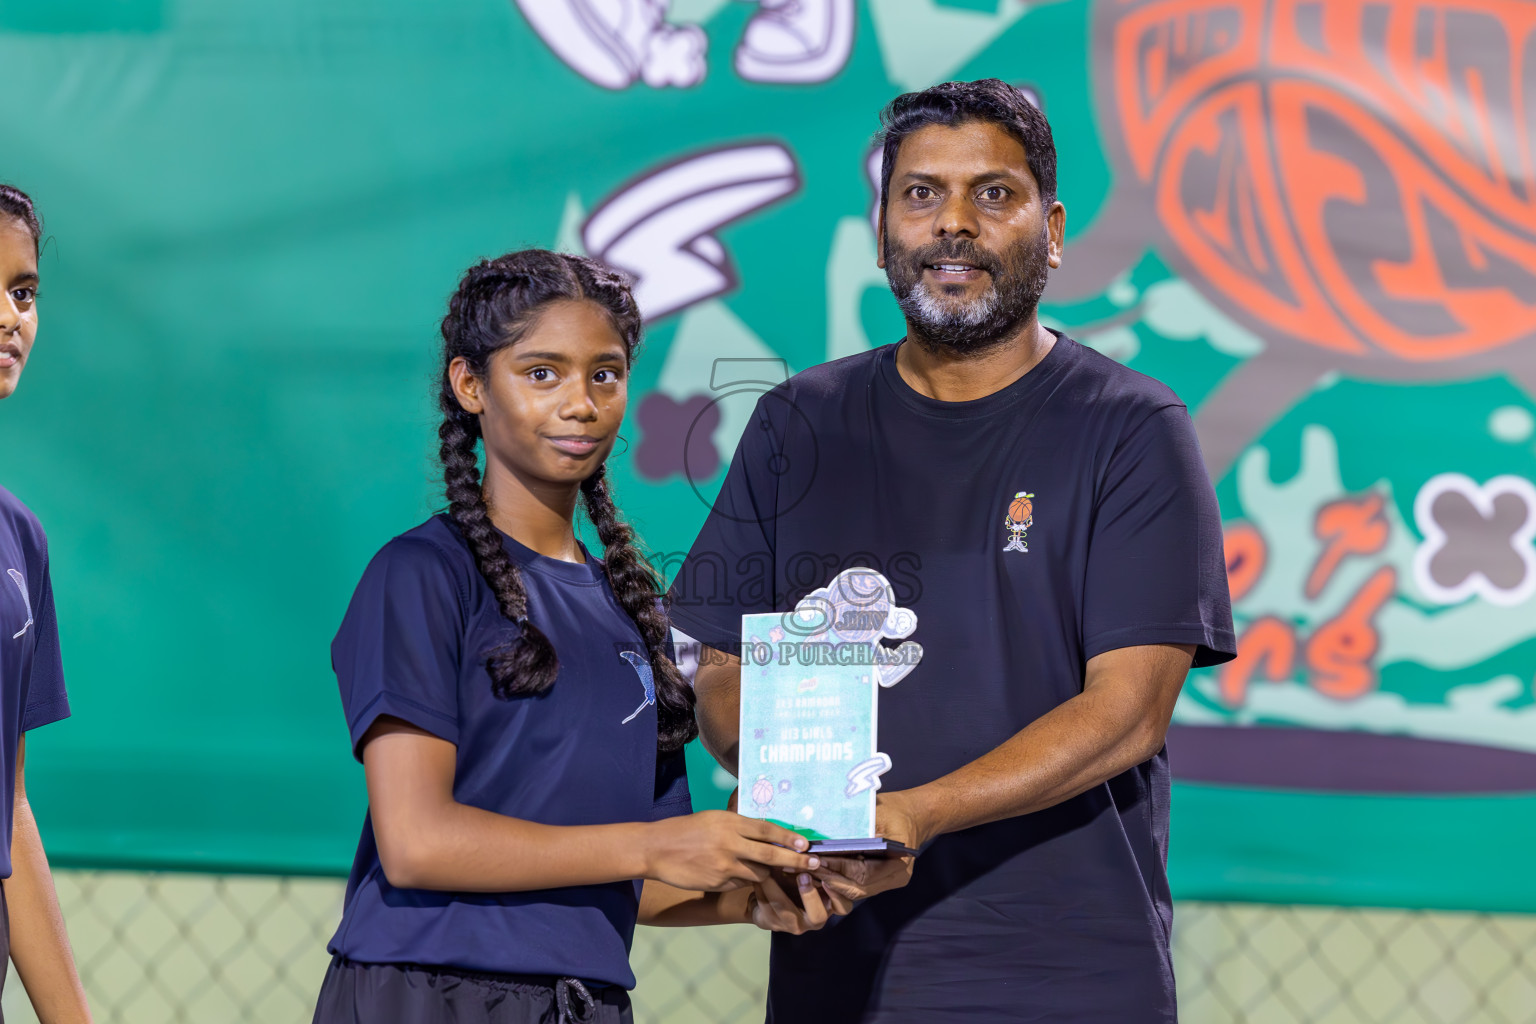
left=749, top=774, right=776, bottom=814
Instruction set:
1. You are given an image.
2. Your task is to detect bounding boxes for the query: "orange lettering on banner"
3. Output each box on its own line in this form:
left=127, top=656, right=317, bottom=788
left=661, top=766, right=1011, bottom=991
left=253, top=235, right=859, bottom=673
left=1223, top=522, right=1268, bottom=602
left=1305, top=566, right=1397, bottom=700
left=1305, top=493, right=1390, bottom=599
left=1219, top=615, right=1297, bottom=706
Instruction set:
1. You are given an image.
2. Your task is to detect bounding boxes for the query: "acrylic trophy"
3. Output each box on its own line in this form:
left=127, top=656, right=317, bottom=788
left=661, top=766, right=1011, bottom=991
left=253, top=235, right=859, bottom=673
left=738, top=568, right=922, bottom=856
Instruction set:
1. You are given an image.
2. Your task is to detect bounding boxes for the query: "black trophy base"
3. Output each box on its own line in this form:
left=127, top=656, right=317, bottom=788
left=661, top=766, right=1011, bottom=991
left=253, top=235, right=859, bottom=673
left=807, top=837, right=917, bottom=858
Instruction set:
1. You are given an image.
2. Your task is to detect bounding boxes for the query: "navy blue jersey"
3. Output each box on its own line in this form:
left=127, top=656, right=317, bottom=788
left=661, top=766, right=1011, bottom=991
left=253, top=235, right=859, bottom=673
left=328, top=515, right=691, bottom=989
left=668, top=335, right=1235, bottom=1023
left=0, top=486, right=72, bottom=879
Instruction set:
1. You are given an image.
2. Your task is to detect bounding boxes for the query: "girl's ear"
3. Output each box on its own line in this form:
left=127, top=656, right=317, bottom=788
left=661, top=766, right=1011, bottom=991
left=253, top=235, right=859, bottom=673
left=448, top=356, right=486, bottom=415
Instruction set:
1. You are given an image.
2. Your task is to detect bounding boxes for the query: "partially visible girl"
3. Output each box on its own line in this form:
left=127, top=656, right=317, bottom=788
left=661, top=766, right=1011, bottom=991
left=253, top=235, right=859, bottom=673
left=0, top=183, right=93, bottom=1022
left=313, top=250, right=836, bottom=1024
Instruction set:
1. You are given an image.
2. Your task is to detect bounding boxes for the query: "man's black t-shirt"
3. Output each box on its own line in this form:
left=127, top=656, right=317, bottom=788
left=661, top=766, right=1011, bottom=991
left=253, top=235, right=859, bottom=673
left=667, top=334, right=1235, bottom=1023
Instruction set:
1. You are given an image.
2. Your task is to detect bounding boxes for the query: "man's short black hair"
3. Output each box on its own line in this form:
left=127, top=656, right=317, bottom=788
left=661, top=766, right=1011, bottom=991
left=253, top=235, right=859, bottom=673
left=875, top=78, right=1057, bottom=215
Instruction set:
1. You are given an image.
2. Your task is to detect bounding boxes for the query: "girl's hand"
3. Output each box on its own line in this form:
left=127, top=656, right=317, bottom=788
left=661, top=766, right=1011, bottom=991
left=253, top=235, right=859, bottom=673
left=643, top=810, right=819, bottom=892
left=746, top=873, right=831, bottom=934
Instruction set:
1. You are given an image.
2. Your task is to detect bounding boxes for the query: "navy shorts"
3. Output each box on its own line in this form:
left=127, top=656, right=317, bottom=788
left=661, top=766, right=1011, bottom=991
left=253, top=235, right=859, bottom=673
left=312, top=957, right=633, bottom=1024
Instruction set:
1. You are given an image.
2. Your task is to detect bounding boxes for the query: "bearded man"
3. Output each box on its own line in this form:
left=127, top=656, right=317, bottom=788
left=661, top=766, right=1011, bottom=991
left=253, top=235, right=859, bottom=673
left=667, top=79, right=1236, bottom=1023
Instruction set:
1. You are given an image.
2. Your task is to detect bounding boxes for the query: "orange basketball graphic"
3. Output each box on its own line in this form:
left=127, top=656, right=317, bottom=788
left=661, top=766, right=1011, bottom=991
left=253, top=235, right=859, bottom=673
left=1060, top=0, right=1536, bottom=477
left=1009, top=492, right=1034, bottom=524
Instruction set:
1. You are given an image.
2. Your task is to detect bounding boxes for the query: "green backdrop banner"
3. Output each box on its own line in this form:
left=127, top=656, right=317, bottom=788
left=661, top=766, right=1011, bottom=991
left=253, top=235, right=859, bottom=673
left=4, top=0, right=1535, bottom=911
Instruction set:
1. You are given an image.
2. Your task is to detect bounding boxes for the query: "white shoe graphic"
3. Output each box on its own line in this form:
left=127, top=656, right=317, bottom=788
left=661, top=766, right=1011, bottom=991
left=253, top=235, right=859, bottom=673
left=515, top=0, right=707, bottom=90
left=583, top=142, right=800, bottom=320
left=735, top=0, right=855, bottom=84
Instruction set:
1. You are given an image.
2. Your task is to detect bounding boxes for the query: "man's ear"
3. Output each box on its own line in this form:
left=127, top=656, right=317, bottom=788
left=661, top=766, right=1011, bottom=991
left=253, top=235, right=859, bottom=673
left=876, top=203, right=887, bottom=270
left=448, top=356, right=486, bottom=415
left=1046, top=200, right=1066, bottom=269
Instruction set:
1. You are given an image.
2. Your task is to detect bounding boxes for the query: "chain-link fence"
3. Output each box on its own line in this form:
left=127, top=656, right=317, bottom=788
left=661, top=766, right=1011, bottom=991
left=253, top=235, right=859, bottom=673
left=1175, top=903, right=1536, bottom=1024
left=1, top=872, right=340, bottom=1024
left=5, top=871, right=1534, bottom=1023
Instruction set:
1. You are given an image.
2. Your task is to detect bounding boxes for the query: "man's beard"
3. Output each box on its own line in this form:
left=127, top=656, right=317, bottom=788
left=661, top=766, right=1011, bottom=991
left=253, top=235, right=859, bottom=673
left=884, top=228, right=1051, bottom=355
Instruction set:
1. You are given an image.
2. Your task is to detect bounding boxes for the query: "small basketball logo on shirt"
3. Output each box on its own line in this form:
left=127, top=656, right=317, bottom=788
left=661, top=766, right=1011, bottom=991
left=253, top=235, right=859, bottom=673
left=1004, top=492, right=1034, bottom=554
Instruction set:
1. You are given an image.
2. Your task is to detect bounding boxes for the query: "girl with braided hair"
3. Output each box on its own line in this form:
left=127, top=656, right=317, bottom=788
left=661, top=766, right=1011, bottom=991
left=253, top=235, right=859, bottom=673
left=315, top=250, right=833, bottom=1024
left=0, top=184, right=93, bottom=1021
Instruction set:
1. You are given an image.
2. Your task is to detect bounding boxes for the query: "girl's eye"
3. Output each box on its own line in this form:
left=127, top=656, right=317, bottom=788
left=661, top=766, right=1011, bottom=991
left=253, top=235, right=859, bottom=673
left=10, top=288, right=34, bottom=304
left=529, top=367, right=554, bottom=382
left=593, top=368, right=621, bottom=384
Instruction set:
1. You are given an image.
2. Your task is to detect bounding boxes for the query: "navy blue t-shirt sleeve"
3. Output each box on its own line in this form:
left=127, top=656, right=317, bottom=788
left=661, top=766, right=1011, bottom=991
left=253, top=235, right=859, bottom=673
left=1082, top=404, right=1236, bottom=668
left=332, top=537, right=466, bottom=759
left=22, top=555, right=70, bottom=733
left=667, top=391, right=785, bottom=652
left=652, top=748, right=693, bottom=821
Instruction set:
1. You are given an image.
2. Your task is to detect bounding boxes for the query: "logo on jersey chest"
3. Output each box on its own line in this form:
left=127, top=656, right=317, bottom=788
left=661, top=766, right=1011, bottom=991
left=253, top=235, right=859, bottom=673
left=618, top=650, right=656, bottom=725
left=7, top=569, right=33, bottom=639
left=1004, top=492, right=1035, bottom=554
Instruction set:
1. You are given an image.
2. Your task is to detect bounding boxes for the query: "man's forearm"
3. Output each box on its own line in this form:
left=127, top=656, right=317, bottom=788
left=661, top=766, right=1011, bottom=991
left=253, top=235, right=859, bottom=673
left=695, top=649, right=742, bottom=773
left=904, top=686, right=1158, bottom=842
left=901, top=644, right=1193, bottom=845
left=8, top=797, right=91, bottom=1024
left=638, top=881, right=747, bottom=927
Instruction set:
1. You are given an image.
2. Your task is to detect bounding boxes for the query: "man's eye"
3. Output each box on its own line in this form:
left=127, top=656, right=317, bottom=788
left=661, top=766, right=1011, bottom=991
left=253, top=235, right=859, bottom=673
left=911, top=186, right=934, bottom=200
left=981, top=187, right=1007, bottom=201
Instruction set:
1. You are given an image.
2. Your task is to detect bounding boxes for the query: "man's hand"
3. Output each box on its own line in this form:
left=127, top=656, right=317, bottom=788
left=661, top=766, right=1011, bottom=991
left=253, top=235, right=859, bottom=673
left=726, top=787, right=864, bottom=914
left=810, top=790, right=923, bottom=902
